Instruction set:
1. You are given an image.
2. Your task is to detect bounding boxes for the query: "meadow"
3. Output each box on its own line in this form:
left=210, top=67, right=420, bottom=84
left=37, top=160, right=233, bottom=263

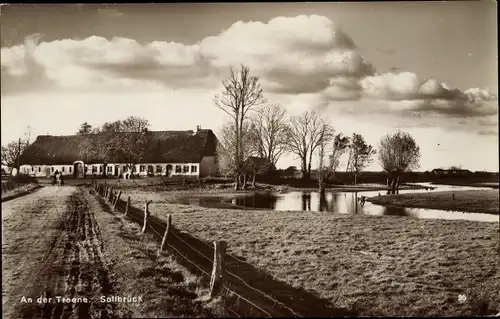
left=117, top=186, right=500, bottom=316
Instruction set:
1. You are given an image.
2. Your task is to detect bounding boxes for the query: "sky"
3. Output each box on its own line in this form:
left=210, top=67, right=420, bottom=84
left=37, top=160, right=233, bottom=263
left=1, top=3, right=498, bottom=172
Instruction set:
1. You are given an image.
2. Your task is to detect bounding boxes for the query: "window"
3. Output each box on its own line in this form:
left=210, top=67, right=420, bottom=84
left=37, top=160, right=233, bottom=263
left=107, top=166, right=112, bottom=173
left=51, top=167, right=54, bottom=172
left=191, top=165, right=197, bottom=173
left=98, top=166, right=102, bottom=173
left=62, top=167, right=65, bottom=172
left=69, top=167, right=72, bottom=173
left=31, top=167, right=34, bottom=172
left=156, top=165, right=162, bottom=173
left=140, top=165, right=145, bottom=172
left=175, top=165, right=181, bottom=173
left=183, top=165, right=189, bottom=173
left=38, top=167, right=41, bottom=173
left=92, top=166, right=97, bottom=173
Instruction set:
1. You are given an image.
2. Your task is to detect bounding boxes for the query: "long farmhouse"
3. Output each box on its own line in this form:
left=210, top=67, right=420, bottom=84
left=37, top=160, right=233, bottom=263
left=18, top=128, right=219, bottom=179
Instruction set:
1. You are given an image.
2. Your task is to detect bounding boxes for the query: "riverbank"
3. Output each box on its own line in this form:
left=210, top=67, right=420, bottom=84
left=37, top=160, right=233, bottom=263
left=112, top=187, right=500, bottom=316
left=77, top=175, right=427, bottom=195
left=430, top=181, right=499, bottom=189
left=367, top=189, right=499, bottom=215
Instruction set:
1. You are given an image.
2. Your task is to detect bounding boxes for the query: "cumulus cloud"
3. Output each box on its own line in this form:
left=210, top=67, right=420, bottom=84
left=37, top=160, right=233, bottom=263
left=359, top=72, right=497, bottom=117
left=1, top=33, right=57, bottom=94
left=1, top=34, right=217, bottom=93
left=1, top=14, right=497, bottom=120
left=200, top=15, right=374, bottom=96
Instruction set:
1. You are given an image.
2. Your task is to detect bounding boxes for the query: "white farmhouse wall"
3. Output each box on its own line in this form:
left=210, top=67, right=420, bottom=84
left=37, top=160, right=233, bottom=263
left=20, top=164, right=75, bottom=177
left=20, top=162, right=201, bottom=178
left=130, top=163, right=200, bottom=177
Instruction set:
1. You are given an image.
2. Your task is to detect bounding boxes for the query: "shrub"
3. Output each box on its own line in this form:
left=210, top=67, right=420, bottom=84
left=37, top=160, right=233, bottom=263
left=13, top=173, right=38, bottom=184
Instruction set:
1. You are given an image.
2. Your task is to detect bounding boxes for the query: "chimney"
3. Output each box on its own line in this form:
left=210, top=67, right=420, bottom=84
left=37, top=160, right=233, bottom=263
left=196, top=125, right=201, bottom=131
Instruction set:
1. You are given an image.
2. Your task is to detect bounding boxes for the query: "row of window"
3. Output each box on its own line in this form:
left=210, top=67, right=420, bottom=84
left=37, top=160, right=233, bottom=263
left=136, top=164, right=198, bottom=174
left=29, top=166, right=73, bottom=173
left=27, top=164, right=198, bottom=174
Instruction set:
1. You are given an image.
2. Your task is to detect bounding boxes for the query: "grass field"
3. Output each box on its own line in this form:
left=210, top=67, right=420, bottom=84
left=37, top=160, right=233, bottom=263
left=118, top=188, right=500, bottom=316
left=1, top=183, right=40, bottom=202
left=367, top=190, right=499, bottom=215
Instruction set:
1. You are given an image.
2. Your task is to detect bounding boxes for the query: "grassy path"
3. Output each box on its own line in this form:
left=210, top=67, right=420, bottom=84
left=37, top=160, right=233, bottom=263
left=2, top=186, right=77, bottom=319
left=86, top=188, right=219, bottom=318
left=1, top=183, right=42, bottom=203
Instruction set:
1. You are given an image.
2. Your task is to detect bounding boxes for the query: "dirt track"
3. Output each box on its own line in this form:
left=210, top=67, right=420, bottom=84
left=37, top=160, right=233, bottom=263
left=2, top=187, right=118, bottom=319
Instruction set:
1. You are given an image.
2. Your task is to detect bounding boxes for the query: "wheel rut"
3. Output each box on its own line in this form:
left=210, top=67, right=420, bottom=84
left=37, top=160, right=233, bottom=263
left=18, top=190, right=117, bottom=319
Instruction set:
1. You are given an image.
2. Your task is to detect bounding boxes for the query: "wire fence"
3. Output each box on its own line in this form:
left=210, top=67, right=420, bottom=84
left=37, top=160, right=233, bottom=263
left=92, top=181, right=300, bottom=317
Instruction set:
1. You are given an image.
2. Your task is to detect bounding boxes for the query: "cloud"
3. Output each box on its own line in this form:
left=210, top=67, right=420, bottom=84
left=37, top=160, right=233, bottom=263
left=358, top=72, right=497, bottom=117
left=1, top=33, right=57, bottom=94
left=0, top=14, right=497, bottom=121
left=199, top=15, right=374, bottom=96
left=1, top=34, right=218, bottom=94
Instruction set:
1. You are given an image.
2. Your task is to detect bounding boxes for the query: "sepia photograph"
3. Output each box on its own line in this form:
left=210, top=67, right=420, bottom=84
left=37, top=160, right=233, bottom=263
left=1, top=2, right=499, bottom=318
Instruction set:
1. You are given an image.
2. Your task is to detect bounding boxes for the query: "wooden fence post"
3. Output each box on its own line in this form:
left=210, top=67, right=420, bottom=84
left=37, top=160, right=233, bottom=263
left=142, top=200, right=152, bottom=233
left=159, top=214, right=172, bottom=252
left=209, top=240, right=226, bottom=298
left=125, top=196, right=130, bottom=216
left=114, top=191, right=122, bottom=210
left=107, top=187, right=113, bottom=202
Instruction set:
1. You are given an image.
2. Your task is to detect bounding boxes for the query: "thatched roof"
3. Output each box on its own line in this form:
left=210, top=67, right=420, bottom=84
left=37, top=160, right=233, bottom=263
left=19, top=129, right=218, bottom=165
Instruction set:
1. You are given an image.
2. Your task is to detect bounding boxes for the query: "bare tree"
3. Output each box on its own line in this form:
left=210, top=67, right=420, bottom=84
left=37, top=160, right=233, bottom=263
left=1, top=136, right=31, bottom=173
left=214, top=64, right=265, bottom=190
left=287, top=111, right=333, bottom=180
left=346, top=133, right=376, bottom=185
left=317, top=132, right=349, bottom=193
left=249, top=103, right=289, bottom=167
left=216, top=120, right=256, bottom=187
left=378, top=130, right=421, bottom=194
left=86, top=116, right=150, bottom=177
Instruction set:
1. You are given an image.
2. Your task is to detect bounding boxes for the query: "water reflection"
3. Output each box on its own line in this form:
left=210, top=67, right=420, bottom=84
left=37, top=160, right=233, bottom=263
left=225, top=183, right=497, bottom=222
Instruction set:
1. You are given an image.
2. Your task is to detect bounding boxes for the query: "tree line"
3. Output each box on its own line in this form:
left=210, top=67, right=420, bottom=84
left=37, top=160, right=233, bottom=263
left=1, top=65, right=421, bottom=194
left=214, top=64, right=421, bottom=194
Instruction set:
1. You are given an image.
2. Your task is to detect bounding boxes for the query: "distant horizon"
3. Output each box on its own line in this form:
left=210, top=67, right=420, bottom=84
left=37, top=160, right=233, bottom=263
left=6, top=126, right=499, bottom=174
left=1, top=3, right=498, bottom=172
